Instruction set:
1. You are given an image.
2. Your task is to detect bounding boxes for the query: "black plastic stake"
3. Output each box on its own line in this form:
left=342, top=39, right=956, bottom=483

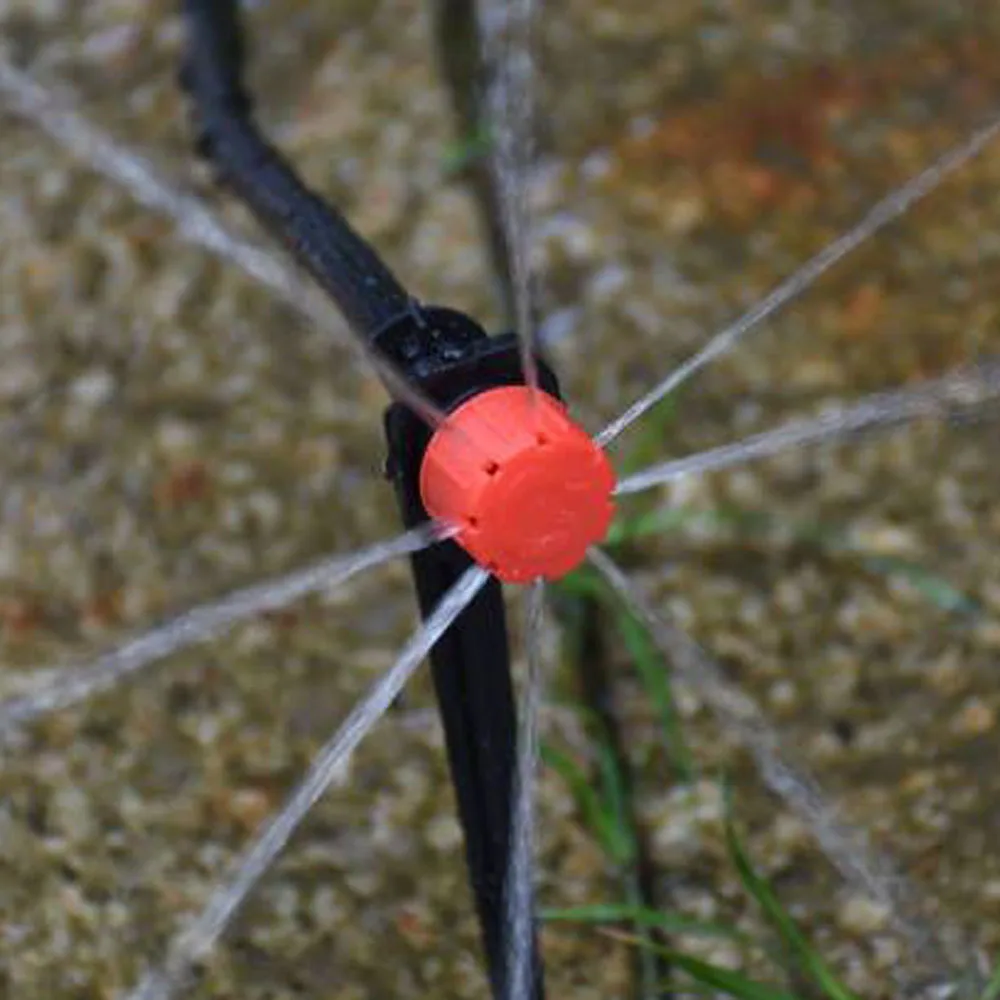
left=384, top=318, right=554, bottom=1000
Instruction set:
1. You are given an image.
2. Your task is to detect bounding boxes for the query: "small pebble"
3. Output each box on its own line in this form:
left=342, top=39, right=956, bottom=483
left=951, top=699, right=996, bottom=738
left=837, top=896, right=890, bottom=935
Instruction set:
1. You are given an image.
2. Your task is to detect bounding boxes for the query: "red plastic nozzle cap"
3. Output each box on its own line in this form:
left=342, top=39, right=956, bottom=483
left=419, top=386, right=616, bottom=584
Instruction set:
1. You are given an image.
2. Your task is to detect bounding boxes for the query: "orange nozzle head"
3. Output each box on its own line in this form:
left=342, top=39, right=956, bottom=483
left=419, top=386, right=615, bottom=583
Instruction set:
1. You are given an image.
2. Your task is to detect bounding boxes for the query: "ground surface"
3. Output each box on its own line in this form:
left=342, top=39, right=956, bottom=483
left=0, top=1, right=999, bottom=998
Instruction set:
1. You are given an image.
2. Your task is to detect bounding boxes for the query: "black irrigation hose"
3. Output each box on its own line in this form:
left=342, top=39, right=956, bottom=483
left=432, top=0, right=517, bottom=324
left=180, top=0, right=414, bottom=341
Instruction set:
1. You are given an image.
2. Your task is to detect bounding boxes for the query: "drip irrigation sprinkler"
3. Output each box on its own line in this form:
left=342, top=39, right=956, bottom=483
left=181, top=3, right=617, bottom=997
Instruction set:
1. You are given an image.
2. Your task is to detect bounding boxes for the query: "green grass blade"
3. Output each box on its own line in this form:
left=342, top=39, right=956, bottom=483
left=723, top=791, right=861, bottom=1000
left=551, top=565, right=607, bottom=601
left=591, top=729, right=637, bottom=865
left=553, top=561, right=695, bottom=779
left=441, top=122, right=493, bottom=175
left=613, top=503, right=981, bottom=617
left=542, top=903, right=756, bottom=948
left=665, top=952, right=804, bottom=1000
left=619, top=392, right=683, bottom=476
left=613, top=608, right=695, bottom=780
left=981, top=955, right=1000, bottom=1000
left=604, top=505, right=700, bottom=547
left=859, top=553, right=980, bottom=616
left=541, top=742, right=623, bottom=860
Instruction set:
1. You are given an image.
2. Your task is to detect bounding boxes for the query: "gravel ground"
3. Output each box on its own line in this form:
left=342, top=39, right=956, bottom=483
left=0, top=1, right=999, bottom=998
